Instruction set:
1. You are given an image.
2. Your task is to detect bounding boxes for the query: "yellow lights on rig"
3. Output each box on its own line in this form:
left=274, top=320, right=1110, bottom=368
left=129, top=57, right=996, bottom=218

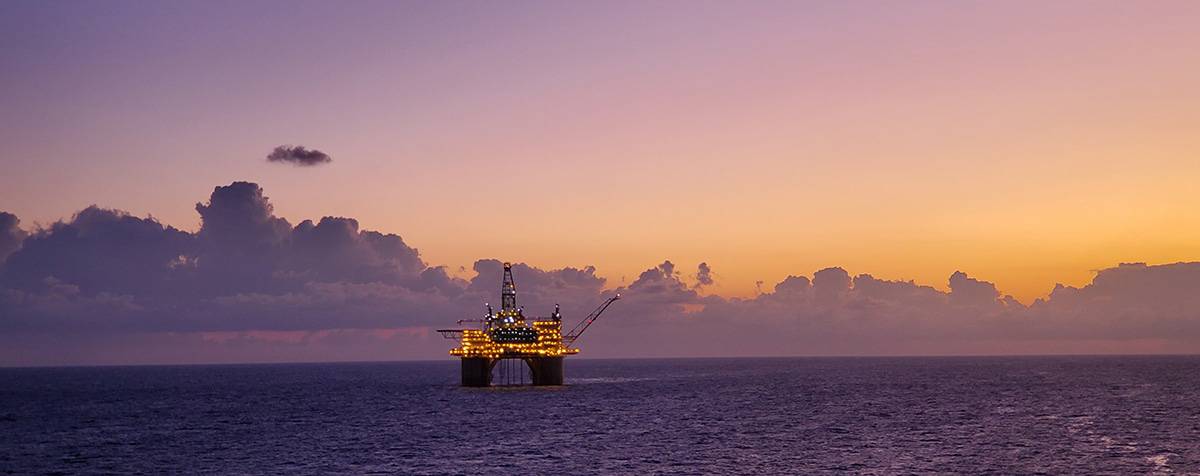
left=449, top=320, right=580, bottom=359
left=449, top=329, right=505, bottom=359
left=532, top=319, right=580, bottom=356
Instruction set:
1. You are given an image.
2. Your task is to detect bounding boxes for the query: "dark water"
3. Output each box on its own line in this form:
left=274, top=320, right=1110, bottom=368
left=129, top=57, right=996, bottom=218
left=2, top=356, right=1199, bottom=474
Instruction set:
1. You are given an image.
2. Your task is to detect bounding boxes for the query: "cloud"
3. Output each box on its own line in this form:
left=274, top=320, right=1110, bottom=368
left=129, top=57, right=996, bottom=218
left=0, top=212, right=27, bottom=264
left=1029, top=262, right=1200, bottom=339
left=3, top=182, right=1200, bottom=364
left=462, top=259, right=606, bottom=315
left=266, top=145, right=332, bottom=166
left=694, top=262, right=713, bottom=289
left=0, top=207, right=194, bottom=297
left=949, top=270, right=1002, bottom=307
left=625, top=260, right=699, bottom=306
left=771, top=275, right=809, bottom=298
left=813, top=266, right=851, bottom=305
left=0, top=182, right=460, bottom=334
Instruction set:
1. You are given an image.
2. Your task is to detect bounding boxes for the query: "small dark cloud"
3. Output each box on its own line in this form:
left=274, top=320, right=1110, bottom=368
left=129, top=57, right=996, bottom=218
left=694, top=262, right=713, bottom=288
left=266, top=145, right=332, bottom=167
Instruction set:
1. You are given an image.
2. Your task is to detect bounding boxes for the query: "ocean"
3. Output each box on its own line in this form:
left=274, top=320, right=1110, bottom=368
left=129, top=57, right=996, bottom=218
left=2, top=356, right=1198, bottom=474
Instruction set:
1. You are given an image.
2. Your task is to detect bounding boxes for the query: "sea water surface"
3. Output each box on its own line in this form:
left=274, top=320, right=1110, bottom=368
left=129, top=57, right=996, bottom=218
left=2, top=356, right=1199, bottom=474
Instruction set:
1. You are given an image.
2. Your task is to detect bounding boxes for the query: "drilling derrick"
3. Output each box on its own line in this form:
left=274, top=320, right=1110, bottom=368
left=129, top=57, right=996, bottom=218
left=501, top=264, right=517, bottom=312
left=438, top=262, right=619, bottom=387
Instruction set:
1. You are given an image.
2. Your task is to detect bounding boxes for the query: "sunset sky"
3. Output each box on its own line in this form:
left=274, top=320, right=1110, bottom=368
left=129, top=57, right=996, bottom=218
left=2, top=1, right=1200, bottom=364
left=4, top=0, right=1199, bottom=301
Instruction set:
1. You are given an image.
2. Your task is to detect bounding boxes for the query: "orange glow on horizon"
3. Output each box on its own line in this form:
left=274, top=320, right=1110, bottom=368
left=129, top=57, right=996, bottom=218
left=2, top=1, right=1198, bottom=305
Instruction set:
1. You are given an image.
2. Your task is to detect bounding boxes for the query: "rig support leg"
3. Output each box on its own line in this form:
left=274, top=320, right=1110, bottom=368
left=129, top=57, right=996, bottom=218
left=461, top=357, right=493, bottom=387
left=528, top=356, right=564, bottom=386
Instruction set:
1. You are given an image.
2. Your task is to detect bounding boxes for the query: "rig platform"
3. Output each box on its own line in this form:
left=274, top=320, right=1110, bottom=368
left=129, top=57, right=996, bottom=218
left=438, top=262, right=619, bottom=387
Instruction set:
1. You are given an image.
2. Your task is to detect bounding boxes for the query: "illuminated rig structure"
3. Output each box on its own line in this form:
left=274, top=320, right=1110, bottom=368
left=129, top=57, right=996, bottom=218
left=438, top=262, right=619, bottom=386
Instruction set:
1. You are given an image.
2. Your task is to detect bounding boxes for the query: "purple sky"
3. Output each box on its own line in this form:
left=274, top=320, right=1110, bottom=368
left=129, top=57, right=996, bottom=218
left=2, top=1, right=1199, bottom=365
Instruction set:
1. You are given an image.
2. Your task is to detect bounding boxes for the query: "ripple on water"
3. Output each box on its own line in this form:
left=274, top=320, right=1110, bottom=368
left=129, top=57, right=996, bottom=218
left=1, top=357, right=1199, bottom=474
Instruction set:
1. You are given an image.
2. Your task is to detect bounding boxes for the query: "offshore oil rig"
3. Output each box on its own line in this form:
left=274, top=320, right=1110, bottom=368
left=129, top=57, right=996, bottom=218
left=438, top=262, right=619, bottom=387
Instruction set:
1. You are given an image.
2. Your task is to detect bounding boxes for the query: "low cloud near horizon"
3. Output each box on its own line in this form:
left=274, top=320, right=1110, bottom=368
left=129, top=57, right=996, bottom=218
left=2, top=182, right=1199, bottom=365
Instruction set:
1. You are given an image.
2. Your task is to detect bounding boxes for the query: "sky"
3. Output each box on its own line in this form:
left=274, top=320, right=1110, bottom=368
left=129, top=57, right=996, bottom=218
left=1, top=1, right=1199, bottom=365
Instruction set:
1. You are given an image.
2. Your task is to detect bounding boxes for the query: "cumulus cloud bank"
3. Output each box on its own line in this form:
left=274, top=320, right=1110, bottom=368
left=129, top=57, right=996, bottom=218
left=266, top=145, right=332, bottom=166
left=2, top=182, right=1199, bottom=364
left=0, top=212, right=26, bottom=264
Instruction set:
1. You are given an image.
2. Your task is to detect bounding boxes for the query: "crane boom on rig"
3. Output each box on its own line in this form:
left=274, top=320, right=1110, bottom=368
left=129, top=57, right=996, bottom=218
left=564, top=294, right=620, bottom=344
